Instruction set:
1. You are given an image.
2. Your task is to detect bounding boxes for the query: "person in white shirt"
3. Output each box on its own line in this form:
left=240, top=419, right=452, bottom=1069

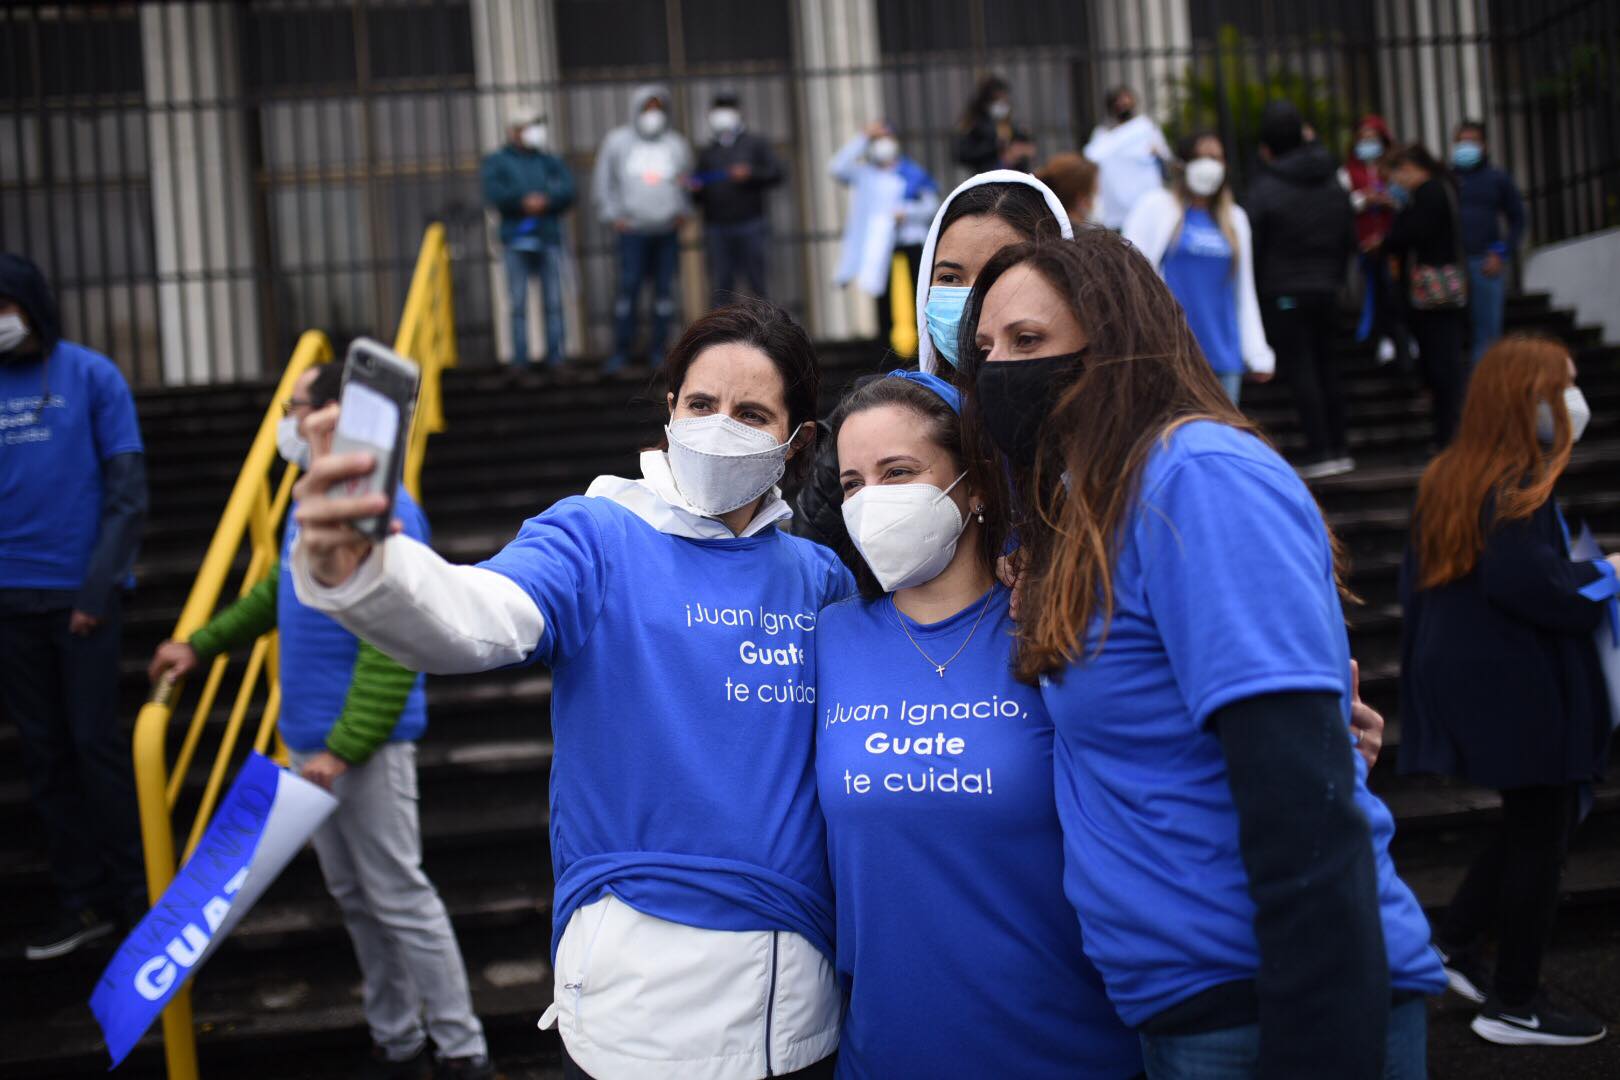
left=1083, top=85, right=1171, bottom=230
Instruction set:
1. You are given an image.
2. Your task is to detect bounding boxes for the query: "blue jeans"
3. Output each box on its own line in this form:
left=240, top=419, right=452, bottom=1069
left=503, top=241, right=566, bottom=367
left=610, top=230, right=680, bottom=368
left=1140, top=996, right=1428, bottom=1080
left=704, top=217, right=769, bottom=307
left=1217, top=371, right=1243, bottom=406
left=1467, top=255, right=1507, bottom=365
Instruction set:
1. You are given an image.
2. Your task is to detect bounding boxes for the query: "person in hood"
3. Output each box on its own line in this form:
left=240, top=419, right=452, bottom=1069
left=148, top=363, right=495, bottom=1080
left=0, top=254, right=148, bottom=961
left=1452, top=120, right=1525, bottom=363
left=1340, top=115, right=1413, bottom=369
left=593, top=84, right=693, bottom=375
left=1124, top=130, right=1274, bottom=404
left=794, top=171, right=1071, bottom=553
left=1082, top=85, right=1170, bottom=229
left=288, top=300, right=851, bottom=1080
left=830, top=122, right=941, bottom=355
left=482, top=106, right=577, bottom=374
left=1246, top=101, right=1357, bottom=478
left=955, top=74, right=1036, bottom=175
left=691, top=91, right=785, bottom=308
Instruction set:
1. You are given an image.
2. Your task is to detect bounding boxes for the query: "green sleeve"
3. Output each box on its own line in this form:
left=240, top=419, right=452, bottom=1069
left=324, top=641, right=420, bottom=765
left=186, top=563, right=280, bottom=658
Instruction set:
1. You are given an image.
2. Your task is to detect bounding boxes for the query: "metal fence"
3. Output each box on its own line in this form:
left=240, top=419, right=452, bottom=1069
left=2, top=0, right=1616, bottom=387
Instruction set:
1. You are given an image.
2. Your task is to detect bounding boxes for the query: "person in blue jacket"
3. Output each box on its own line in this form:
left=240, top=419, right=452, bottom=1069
left=482, top=107, right=576, bottom=373
left=0, top=254, right=149, bottom=962
left=957, top=231, right=1444, bottom=1079
left=1452, top=120, right=1525, bottom=364
left=287, top=300, right=850, bottom=1080
left=815, top=369, right=1143, bottom=1079
left=1401, top=334, right=1613, bottom=1047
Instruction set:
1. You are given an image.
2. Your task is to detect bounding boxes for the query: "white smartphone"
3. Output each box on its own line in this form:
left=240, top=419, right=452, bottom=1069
left=329, top=338, right=420, bottom=542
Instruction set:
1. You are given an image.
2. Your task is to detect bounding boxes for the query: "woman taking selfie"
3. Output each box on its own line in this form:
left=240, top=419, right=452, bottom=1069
left=814, top=369, right=1142, bottom=1078
left=1401, top=335, right=1614, bottom=1047
left=290, top=302, right=851, bottom=1079
left=956, top=232, right=1443, bottom=1078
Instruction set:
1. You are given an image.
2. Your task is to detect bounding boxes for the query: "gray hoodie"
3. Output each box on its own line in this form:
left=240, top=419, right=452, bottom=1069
left=592, top=84, right=694, bottom=234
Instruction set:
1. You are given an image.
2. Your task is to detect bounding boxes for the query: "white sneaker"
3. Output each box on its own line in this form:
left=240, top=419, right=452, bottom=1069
left=1376, top=338, right=1397, bottom=365
left=1296, top=459, right=1338, bottom=480
left=1324, top=456, right=1356, bottom=477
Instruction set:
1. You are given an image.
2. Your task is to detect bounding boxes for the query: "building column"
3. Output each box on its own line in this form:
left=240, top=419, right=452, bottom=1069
left=1374, top=0, right=1493, bottom=155
left=470, top=0, right=575, bottom=363
left=140, top=3, right=261, bottom=385
left=1090, top=1, right=1193, bottom=122
left=793, top=0, right=885, bottom=342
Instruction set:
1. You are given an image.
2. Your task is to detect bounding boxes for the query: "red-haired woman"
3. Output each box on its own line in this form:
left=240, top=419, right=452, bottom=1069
left=1401, top=335, right=1615, bottom=1048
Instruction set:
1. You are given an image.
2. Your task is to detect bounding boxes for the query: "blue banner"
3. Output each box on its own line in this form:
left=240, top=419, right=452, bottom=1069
left=90, top=752, right=302, bottom=1068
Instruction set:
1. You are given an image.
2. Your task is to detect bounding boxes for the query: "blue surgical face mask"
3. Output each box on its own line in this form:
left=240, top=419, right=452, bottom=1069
left=1354, top=139, right=1383, bottom=162
left=923, top=285, right=972, bottom=367
left=1452, top=142, right=1483, bottom=169
left=1388, top=181, right=1410, bottom=209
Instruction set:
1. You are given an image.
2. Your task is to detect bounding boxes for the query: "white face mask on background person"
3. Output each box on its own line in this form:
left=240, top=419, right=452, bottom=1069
left=665, top=414, right=798, bottom=516
left=1185, top=157, right=1226, bottom=197
left=1535, top=386, right=1591, bottom=444
left=0, top=313, right=28, bottom=354
left=842, top=472, right=971, bottom=593
left=868, top=136, right=900, bottom=166
left=708, top=107, right=741, bottom=137
left=521, top=123, right=549, bottom=151
left=277, top=415, right=311, bottom=469
left=636, top=108, right=669, bottom=138
left=988, top=99, right=1012, bottom=121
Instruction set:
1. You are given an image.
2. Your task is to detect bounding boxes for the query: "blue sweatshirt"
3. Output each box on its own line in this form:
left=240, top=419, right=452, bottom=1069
left=481, top=144, right=577, bottom=246
left=479, top=495, right=855, bottom=960
left=1456, top=161, right=1524, bottom=257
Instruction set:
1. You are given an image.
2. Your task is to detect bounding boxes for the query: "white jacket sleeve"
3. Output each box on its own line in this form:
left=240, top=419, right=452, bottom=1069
left=828, top=136, right=869, bottom=185
left=1231, top=206, right=1275, bottom=376
left=1121, top=188, right=1178, bottom=272
left=290, top=534, right=545, bottom=675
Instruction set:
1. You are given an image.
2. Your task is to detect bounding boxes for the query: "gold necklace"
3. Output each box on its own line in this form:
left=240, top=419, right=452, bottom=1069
left=891, top=589, right=996, bottom=677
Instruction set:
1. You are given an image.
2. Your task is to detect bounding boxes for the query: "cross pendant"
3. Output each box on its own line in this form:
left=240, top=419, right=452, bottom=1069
left=935, top=665, right=947, bottom=677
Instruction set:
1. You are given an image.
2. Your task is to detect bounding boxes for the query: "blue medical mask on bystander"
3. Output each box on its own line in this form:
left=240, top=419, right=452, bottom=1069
left=1388, top=182, right=1411, bottom=209
left=923, top=286, right=973, bottom=367
left=1354, top=139, right=1384, bottom=162
left=1452, top=142, right=1483, bottom=169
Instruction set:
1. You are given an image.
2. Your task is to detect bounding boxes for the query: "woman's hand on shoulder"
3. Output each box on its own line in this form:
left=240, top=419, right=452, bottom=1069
left=291, top=403, right=395, bottom=587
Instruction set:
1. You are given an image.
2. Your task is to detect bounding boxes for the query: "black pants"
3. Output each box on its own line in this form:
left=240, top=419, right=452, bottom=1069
left=0, top=597, right=145, bottom=912
left=562, top=1045, right=834, bottom=1080
left=1261, top=292, right=1347, bottom=461
left=1408, top=308, right=1467, bottom=447
left=706, top=217, right=770, bottom=308
left=1439, top=782, right=1582, bottom=1006
left=874, top=243, right=923, bottom=356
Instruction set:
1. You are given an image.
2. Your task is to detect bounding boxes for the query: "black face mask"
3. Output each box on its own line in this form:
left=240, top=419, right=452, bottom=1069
left=974, top=351, right=1089, bottom=469
left=1112, top=106, right=1134, bottom=123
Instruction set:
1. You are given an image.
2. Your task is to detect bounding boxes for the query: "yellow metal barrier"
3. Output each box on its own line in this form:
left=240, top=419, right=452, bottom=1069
left=130, top=224, right=457, bottom=1078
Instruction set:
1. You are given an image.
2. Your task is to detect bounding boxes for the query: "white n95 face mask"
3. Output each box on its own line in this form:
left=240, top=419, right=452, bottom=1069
left=521, top=123, right=549, bottom=151
left=1185, top=157, right=1225, bottom=197
left=842, top=472, right=970, bottom=593
left=0, top=313, right=28, bottom=354
left=666, top=414, right=796, bottom=516
left=1535, top=386, right=1591, bottom=444
left=637, top=109, right=669, bottom=138
left=277, top=416, right=311, bottom=469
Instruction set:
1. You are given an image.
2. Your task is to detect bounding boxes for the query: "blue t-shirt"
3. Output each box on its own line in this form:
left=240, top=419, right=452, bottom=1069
left=479, top=496, right=856, bottom=960
left=816, top=585, right=1141, bottom=1079
left=1039, top=421, right=1444, bottom=1026
left=1161, top=209, right=1242, bottom=375
left=0, top=341, right=144, bottom=590
left=276, top=489, right=430, bottom=753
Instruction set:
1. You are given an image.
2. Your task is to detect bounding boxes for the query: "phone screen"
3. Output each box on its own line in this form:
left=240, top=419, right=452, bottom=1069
left=335, top=381, right=400, bottom=498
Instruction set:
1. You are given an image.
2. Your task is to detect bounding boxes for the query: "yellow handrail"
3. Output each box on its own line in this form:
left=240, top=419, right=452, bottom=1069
left=130, top=224, right=457, bottom=1079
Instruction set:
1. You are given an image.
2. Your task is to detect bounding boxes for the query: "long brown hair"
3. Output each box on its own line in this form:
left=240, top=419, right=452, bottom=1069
left=957, top=231, right=1268, bottom=681
left=1412, top=335, right=1574, bottom=589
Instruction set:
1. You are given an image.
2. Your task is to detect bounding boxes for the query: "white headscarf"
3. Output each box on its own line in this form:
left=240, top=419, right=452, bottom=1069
left=914, top=169, right=1075, bottom=374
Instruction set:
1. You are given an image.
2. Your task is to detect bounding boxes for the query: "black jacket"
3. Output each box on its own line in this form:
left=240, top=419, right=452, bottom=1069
left=1382, top=177, right=1461, bottom=270
left=693, top=130, right=784, bottom=225
left=1244, top=143, right=1355, bottom=297
left=1400, top=495, right=1614, bottom=789
left=956, top=118, right=1033, bottom=174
